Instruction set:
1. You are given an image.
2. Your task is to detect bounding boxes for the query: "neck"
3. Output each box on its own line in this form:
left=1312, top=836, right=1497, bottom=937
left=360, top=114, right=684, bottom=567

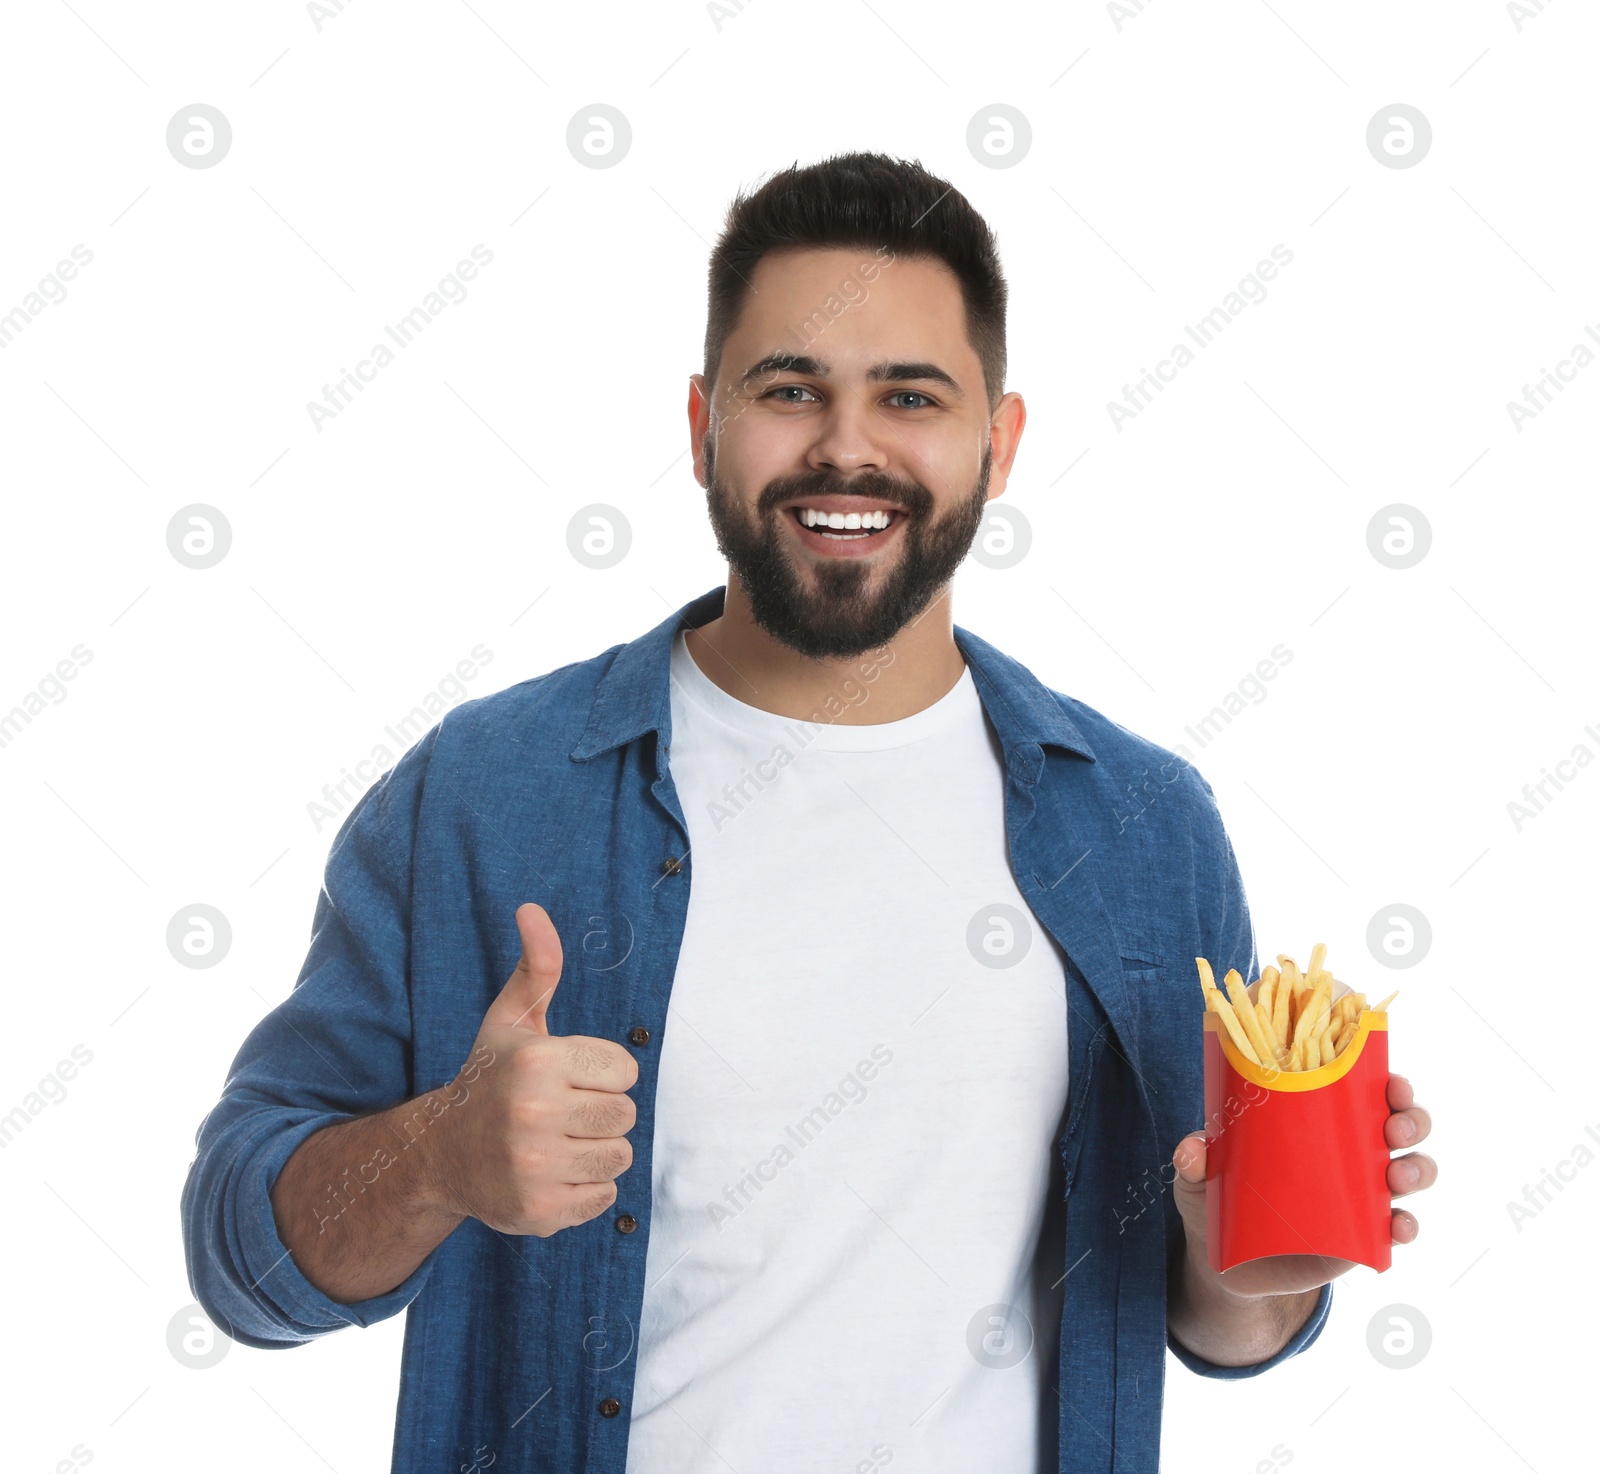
left=684, top=577, right=967, bottom=724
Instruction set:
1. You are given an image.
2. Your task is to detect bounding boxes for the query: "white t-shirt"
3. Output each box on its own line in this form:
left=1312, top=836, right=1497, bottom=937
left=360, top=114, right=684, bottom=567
left=625, top=630, right=1071, bottom=1474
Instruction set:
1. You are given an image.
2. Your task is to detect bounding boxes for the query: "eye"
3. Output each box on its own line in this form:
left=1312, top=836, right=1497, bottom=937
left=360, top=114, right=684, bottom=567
left=886, top=390, right=935, bottom=409
left=762, top=384, right=820, bottom=404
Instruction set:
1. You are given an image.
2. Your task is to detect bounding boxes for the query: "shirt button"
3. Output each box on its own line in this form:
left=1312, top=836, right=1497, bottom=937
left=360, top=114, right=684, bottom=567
left=599, top=1397, right=622, bottom=1418
left=615, top=1213, right=638, bottom=1234
left=628, top=1026, right=651, bottom=1047
left=660, top=856, right=683, bottom=876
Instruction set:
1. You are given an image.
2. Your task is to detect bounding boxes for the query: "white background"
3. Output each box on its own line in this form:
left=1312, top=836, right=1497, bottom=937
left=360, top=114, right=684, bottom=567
left=2, top=1, right=1594, bottom=1470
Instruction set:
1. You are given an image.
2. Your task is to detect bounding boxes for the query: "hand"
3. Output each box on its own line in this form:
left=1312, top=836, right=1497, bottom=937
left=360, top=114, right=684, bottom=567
left=430, top=903, right=640, bottom=1238
left=1170, top=1072, right=1437, bottom=1299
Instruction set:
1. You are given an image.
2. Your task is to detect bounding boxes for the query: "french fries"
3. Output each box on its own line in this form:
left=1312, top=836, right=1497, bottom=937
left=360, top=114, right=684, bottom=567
left=1195, top=944, right=1397, bottom=1073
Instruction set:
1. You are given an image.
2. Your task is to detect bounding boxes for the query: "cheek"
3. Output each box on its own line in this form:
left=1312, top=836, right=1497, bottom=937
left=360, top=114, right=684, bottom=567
left=908, top=428, right=986, bottom=490
left=714, top=409, right=781, bottom=471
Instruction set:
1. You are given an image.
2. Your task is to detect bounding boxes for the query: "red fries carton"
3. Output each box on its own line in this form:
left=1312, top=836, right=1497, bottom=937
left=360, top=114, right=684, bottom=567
left=1202, top=981, right=1392, bottom=1273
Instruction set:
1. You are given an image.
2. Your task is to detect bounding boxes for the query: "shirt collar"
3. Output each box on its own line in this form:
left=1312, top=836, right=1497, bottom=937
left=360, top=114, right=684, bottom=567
left=570, top=583, right=1095, bottom=766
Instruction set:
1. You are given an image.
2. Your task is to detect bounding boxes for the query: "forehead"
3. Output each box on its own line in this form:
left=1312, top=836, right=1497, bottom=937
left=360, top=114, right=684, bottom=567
left=726, top=247, right=974, bottom=370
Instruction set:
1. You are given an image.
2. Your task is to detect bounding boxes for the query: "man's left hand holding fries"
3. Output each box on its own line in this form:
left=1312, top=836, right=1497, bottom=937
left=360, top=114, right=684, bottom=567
left=1166, top=1073, right=1437, bottom=1363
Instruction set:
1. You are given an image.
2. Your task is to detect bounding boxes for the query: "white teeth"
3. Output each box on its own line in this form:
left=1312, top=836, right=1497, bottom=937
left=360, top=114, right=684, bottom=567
left=797, top=508, right=892, bottom=530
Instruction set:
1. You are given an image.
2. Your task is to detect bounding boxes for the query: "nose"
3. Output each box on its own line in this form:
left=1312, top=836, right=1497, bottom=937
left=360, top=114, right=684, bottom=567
left=805, top=390, right=890, bottom=477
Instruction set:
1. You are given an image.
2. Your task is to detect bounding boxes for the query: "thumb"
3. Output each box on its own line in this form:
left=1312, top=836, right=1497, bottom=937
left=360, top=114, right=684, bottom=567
left=1173, top=1132, right=1207, bottom=1185
left=483, top=902, right=563, bottom=1034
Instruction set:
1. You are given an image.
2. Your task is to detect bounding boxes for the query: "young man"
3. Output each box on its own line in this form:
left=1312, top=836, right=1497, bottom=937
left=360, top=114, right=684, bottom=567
left=182, top=152, right=1436, bottom=1474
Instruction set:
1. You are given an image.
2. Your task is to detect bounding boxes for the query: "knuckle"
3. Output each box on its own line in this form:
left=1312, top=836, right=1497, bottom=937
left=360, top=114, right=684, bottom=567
left=565, top=1096, right=599, bottom=1133
left=568, top=1095, right=619, bottom=1135
left=520, top=1196, right=553, bottom=1234
left=572, top=1183, right=618, bottom=1223
left=514, top=1093, right=559, bottom=1132
left=564, top=1036, right=615, bottom=1077
left=571, top=1142, right=630, bottom=1181
left=518, top=1145, right=556, bottom=1184
left=510, top=1045, right=547, bottom=1081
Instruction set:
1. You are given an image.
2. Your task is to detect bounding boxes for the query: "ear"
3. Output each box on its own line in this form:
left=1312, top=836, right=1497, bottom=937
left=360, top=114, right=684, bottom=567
left=985, top=391, right=1027, bottom=499
left=689, top=374, right=714, bottom=488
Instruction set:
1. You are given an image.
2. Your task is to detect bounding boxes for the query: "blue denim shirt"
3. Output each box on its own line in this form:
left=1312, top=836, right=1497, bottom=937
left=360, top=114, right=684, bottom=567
left=182, top=583, right=1330, bottom=1474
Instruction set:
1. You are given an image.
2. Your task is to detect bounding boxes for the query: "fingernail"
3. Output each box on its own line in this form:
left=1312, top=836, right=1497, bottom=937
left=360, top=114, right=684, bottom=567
left=1397, top=1116, right=1416, bottom=1142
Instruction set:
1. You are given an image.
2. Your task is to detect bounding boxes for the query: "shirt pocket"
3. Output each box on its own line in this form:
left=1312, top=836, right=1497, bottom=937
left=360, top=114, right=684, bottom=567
left=1114, top=929, right=1177, bottom=1060
left=1114, top=925, right=1169, bottom=980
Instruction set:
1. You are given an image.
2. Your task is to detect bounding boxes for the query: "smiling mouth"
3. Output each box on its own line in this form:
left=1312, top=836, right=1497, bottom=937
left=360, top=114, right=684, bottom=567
left=785, top=505, right=904, bottom=542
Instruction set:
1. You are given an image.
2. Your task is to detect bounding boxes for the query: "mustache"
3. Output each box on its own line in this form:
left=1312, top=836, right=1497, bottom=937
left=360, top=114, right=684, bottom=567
left=756, top=472, right=933, bottom=518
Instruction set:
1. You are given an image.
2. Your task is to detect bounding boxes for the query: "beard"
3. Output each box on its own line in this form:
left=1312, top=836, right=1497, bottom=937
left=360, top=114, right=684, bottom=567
left=702, top=438, right=993, bottom=660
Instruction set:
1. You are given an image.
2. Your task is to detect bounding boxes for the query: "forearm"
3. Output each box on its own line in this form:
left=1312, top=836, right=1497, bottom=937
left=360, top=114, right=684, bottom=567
left=1167, top=1243, right=1320, bottom=1367
left=269, top=1082, right=467, bottom=1304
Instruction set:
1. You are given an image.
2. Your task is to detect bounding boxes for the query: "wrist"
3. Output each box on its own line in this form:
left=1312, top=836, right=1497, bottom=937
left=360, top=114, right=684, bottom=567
left=1170, top=1247, right=1316, bottom=1365
left=379, top=1082, right=470, bottom=1225
left=1179, top=1237, right=1246, bottom=1308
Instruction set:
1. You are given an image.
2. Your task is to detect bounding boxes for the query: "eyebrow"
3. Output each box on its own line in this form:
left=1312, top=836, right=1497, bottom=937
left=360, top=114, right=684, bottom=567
left=738, top=352, right=963, bottom=398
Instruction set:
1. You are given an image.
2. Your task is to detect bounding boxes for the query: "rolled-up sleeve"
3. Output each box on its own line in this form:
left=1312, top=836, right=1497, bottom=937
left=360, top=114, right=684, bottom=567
left=1168, top=1279, right=1333, bottom=1378
left=180, top=726, right=442, bottom=1348
left=1167, top=763, right=1333, bottom=1376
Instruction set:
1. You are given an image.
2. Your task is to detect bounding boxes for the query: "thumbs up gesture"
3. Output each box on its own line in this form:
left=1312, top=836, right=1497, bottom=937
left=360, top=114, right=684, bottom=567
left=438, top=903, right=639, bottom=1238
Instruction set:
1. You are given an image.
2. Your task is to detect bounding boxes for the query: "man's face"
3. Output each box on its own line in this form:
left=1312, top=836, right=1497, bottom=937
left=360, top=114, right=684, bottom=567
left=692, top=247, right=1006, bottom=659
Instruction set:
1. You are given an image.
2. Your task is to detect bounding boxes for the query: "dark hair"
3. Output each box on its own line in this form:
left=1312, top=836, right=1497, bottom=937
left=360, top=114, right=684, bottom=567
left=703, top=151, right=1008, bottom=414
